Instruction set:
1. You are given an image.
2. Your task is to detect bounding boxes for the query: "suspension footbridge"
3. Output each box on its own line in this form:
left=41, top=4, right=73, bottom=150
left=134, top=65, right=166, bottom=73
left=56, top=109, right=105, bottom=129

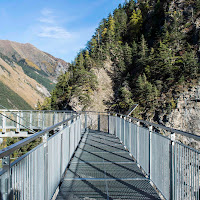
left=0, top=110, right=199, bottom=199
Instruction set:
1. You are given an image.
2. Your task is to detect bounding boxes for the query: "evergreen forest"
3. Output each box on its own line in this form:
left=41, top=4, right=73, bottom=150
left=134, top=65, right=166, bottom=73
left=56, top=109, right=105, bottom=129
left=41, top=0, right=200, bottom=120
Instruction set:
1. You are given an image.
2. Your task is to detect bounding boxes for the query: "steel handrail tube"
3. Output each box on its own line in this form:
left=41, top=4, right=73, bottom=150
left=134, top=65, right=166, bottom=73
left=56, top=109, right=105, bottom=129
left=110, top=112, right=200, bottom=141
left=0, top=114, right=79, bottom=158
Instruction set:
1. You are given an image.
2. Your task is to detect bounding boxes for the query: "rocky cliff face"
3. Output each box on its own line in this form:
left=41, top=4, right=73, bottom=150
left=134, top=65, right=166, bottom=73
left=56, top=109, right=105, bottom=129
left=69, top=60, right=114, bottom=112
left=164, top=81, right=200, bottom=149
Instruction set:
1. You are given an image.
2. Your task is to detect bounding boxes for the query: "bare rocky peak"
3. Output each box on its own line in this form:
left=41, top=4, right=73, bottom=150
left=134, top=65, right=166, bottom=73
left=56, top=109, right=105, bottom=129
left=0, top=40, right=69, bottom=81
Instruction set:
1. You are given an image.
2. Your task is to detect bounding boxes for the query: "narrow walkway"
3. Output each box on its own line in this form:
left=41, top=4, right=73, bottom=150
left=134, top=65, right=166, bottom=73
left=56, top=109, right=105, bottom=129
left=56, top=130, right=161, bottom=199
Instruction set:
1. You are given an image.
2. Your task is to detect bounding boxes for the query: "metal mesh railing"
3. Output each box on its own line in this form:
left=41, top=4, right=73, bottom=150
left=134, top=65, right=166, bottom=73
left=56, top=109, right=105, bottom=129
left=151, top=131, right=171, bottom=199
left=173, top=142, right=199, bottom=199
left=105, top=113, right=200, bottom=200
left=0, top=111, right=199, bottom=200
left=0, top=110, right=74, bottom=136
left=0, top=114, right=82, bottom=200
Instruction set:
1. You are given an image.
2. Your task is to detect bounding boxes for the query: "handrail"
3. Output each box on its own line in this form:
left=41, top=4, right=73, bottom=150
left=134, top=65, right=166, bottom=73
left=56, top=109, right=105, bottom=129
left=0, top=109, right=75, bottom=113
left=111, top=112, right=200, bottom=141
left=0, top=114, right=79, bottom=158
left=0, top=110, right=199, bottom=156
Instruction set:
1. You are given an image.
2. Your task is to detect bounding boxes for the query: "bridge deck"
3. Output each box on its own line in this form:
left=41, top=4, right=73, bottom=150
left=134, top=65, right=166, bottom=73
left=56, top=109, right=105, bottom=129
left=56, top=130, right=161, bottom=200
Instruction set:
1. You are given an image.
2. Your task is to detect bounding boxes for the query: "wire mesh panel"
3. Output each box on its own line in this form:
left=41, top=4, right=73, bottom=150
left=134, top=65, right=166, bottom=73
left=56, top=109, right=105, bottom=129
left=138, top=126, right=149, bottom=175
left=80, top=113, right=86, bottom=132
left=0, top=113, right=2, bottom=127
left=109, top=115, right=116, bottom=135
left=69, top=121, right=75, bottom=159
left=116, top=116, right=121, bottom=138
left=151, top=132, right=170, bottom=200
left=120, top=117, right=124, bottom=143
left=10, top=144, right=45, bottom=200
left=44, top=112, right=54, bottom=128
left=87, top=113, right=98, bottom=131
left=31, top=112, right=40, bottom=128
left=0, top=115, right=82, bottom=200
left=124, top=120, right=130, bottom=149
left=100, top=114, right=108, bottom=133
left=21, top=111, right=31, bottom=128
left=5, top=112, right=17, bottom=128
left=0, top=169, right=8, bottom=200
left=62, top=127, right=70, bottom=174
left=174, top=142, right=199, bottom=200
left=130, top=123, right=137, bottom=158
left=48, top=132, right=62, bottom=199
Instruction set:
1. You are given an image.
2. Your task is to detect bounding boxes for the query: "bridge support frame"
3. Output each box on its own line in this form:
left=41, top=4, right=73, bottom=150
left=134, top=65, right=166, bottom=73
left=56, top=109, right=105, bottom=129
left=2, top=112, right=6, bottom=133
left=170, top=132, right=175, bottom=200
left=136, top=121, right=140, bottom=163
left=2, top=156, right=10, bottom=200
left=149, top=125, right=153, bottom=180
left=43, top=132, right=48, bottom=200
left=129, top=118, right=132, bottom=153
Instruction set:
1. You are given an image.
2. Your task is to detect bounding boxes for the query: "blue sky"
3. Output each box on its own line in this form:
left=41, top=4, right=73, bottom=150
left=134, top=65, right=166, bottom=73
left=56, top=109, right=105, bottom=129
left=0, top=0, right=125, bottom=62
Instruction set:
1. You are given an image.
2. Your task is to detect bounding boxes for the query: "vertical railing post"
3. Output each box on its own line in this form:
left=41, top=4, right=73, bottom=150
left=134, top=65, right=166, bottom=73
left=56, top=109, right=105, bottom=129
left=30, top=111, right=32, bottom=129
left=136, top=121, right=140, bottom=163
left=149, top=125, right=153, bottom=179
left=79, top=115, right=81, bottom=139
left=85, top=112, right=87, bottom=132
left=74, top=116, right=76, bottom=148
left=42, top=111, right=45, bottom=129
left=68, top=120, right=71, bottom=159
left=2, top=112, right=6, bottom=133
left=21, top=112, right=24, bottom=128
left=53, top=112, right=56, bottom=125
left=170, top=132, right=175, bottom=200
left=98, top=112, right=100, bottom=131
left=38, top=111, right=41, bottom=128
left=123, top=116, right=126, bottom=145
left=115, top=114, right=117, bottom=136
left=60, top=125, right=63, bottom=179
left=119, top=115, right=122, bottom=141
left=43, top=133, right=48, bottom=200
left=16, top=112, right=20, bottom=133
left=108, top=113, right=110, bottom=134
left=129, top=118, right=132, bottom=154
left=2, top=156, right=11, bottom=200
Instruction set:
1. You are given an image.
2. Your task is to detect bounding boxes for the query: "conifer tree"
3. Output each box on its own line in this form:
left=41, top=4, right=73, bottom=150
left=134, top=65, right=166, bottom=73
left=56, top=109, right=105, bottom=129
left=137, top=35, right=148, bottom=73
left=123, top=43, right=132, bottom=67
left=129, top=9, right=143, bottom=40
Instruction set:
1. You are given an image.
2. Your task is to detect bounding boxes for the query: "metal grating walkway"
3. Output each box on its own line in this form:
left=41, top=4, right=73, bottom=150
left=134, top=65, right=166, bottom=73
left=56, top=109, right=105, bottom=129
left=56, top=130, right=161, bottom=200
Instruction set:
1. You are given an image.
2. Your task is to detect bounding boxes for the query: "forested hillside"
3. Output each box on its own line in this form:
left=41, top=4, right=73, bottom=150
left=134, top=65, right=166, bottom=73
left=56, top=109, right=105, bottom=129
left=44, top=0, right=200, bottom=120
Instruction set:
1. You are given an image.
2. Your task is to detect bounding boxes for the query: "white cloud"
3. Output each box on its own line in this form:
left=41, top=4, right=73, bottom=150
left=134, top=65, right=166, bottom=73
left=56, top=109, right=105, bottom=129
left=38, top=26, right=72, bottom=39
left=38, top=17, right=55, bottom=24
left=38, top=8, right=56, bottom=24
left=41, top=8, right=53, bottom=16
left=37, top=8, right=72, bottom=39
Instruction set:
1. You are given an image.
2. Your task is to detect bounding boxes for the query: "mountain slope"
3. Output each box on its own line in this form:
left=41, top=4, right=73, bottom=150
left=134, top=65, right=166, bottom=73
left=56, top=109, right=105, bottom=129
left=47, top=0, right=200, bottom=114
left=0, top=40, right=70, bottom=109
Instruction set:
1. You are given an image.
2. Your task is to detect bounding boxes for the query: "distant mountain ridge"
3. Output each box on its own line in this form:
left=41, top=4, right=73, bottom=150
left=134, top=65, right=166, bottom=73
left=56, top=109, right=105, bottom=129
left=0, top=40, right=69, bottom=109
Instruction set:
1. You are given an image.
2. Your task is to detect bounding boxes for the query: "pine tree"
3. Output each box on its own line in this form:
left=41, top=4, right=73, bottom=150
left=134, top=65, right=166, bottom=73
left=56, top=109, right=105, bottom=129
left=182, top=45, right=198, bottom=79
left=170, top=10, right=185, bottom=51
left=113, top=8, right=127, bottom=42
left=123, top=43, right=132, bottom=67
left=129, top=9, right=143, bottom=40
left=137, top=35, right=148, bottom=73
